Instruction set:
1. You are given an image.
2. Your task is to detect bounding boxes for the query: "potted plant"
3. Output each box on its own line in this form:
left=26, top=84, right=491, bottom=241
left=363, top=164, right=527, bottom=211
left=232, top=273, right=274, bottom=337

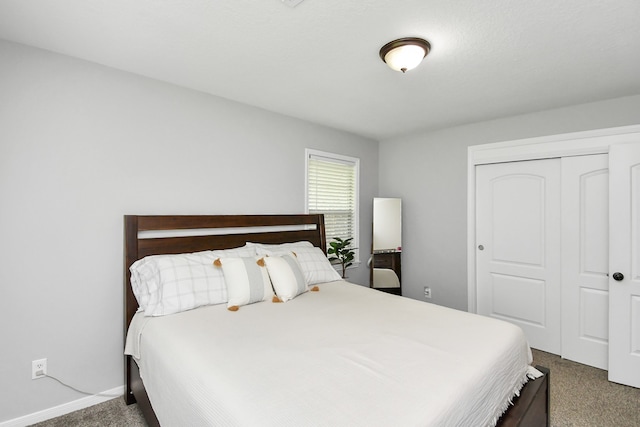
left=327, top=237, right=355, bottom=279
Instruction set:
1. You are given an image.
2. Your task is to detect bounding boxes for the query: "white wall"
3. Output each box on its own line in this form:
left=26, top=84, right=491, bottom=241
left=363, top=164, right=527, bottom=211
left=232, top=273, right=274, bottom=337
left=0, top=40, right=378, bottom=423
left=379, top=95, right=640, bottom=311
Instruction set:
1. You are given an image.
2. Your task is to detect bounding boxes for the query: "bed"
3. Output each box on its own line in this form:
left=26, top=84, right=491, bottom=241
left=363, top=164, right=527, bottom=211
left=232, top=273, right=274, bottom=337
left=123, top=214, right=549, bottom=427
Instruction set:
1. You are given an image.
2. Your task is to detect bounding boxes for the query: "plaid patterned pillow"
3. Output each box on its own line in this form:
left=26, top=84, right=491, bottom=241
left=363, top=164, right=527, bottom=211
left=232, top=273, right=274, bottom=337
left=130, top=246, right=256, bottom=316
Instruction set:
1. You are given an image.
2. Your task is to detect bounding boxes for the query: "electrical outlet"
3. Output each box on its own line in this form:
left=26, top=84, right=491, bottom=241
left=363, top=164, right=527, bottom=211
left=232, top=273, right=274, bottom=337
left=424, top=286, right=432, bottom=299
left=32, top=358, right=47, bottom=379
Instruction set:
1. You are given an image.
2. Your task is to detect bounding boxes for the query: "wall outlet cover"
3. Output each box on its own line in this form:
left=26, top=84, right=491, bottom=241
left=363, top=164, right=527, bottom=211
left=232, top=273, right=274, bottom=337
left=32, top=358, right=47, bottom=379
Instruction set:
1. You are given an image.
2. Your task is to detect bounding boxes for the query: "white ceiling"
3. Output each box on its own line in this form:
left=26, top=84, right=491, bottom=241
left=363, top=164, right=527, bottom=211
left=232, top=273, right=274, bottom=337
left=1, top=0, right=639, bottom=140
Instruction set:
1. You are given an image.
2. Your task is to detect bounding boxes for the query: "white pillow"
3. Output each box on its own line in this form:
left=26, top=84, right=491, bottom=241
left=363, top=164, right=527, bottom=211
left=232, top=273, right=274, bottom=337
left=263, top=254, right=308, bottom=302
left=217, top=256, right=274, bottom=309
left=130, top=246, right=257, bottom=316
left=257, top=245, right=341, bottom=285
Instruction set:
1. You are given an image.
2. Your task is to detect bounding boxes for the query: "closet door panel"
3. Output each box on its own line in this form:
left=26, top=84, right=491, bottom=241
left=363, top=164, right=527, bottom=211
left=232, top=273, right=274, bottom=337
left=561, top=154, right=609, bottom=370
left=491, top=175, right=545, bottom=266
left=609, top=142, right=640, bottom=388
left=491, top=274, right=546, bottom=325
left=476, top=159, right=561, bottom=354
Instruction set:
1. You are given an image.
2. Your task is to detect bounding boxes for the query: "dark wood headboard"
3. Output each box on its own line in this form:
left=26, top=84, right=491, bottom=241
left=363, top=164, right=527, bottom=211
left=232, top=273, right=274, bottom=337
left=124, top=214, right=326, bottom=329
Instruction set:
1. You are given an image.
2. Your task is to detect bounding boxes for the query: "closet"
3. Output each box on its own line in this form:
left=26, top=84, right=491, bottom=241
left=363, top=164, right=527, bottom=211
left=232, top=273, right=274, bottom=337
left=467, top=126, right=640, bottom=388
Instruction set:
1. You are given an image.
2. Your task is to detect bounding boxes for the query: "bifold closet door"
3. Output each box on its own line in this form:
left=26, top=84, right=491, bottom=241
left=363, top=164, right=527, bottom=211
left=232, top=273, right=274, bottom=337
left=561, top=155, right=609, bottom=370
left=608, top=142, right=640, bottom=388
left=476, top=159, right=562, bottom=354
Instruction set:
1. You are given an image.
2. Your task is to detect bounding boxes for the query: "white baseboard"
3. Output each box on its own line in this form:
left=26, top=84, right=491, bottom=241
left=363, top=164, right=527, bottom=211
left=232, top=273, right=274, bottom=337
left=0, top=385, right=125, bottom=427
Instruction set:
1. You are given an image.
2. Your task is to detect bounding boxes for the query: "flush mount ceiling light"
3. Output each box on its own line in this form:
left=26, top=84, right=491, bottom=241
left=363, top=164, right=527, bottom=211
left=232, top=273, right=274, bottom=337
left=379, top=37, right=431, bottom=73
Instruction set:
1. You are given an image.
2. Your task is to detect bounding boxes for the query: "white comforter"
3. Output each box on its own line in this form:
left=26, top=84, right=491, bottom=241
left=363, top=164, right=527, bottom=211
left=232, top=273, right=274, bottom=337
left=125, top=281, right=539, bottom=427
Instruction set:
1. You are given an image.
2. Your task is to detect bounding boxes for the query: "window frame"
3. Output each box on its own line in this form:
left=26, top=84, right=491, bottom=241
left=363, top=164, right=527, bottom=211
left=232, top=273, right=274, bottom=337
left=305, top=148, right=360, bottom=267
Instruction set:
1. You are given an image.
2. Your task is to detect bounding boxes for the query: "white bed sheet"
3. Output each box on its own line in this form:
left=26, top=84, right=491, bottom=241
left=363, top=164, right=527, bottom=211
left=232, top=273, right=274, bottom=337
left=125, top=281, right=539, bottom=427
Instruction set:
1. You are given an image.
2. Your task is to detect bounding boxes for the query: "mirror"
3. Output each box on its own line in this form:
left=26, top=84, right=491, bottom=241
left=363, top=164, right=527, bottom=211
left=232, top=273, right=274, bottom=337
left=373, top=198, right=402, bottom=251
left=371, top=198, right=402, bottom=294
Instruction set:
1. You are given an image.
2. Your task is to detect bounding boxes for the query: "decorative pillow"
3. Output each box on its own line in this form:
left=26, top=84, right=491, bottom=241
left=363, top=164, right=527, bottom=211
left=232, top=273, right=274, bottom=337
left=257, top=245, right=342, bottom=285
left=216, top=256, right=274, bottom=310
left=130, top=246, right=257, bottom=316
left=263, top=254, right=308, bottom=302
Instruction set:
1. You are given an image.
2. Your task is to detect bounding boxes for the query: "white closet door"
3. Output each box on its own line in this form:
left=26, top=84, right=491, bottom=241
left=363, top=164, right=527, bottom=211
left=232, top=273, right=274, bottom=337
left=561, top=154, right=609, bottom=369
left=476, top=159, right=562, bottom=354
left=609, top=142, right=640, bottom=388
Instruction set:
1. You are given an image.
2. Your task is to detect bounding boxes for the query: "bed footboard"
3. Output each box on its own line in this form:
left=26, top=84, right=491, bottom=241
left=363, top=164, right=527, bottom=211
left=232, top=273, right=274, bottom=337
left=497, top=365, right=550, bottom=427
left=125, top=358, right=550, bottom=427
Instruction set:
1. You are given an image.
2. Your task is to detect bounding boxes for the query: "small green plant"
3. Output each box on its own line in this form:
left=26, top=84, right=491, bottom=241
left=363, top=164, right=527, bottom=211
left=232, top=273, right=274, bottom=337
left=327, top=237, right=355, bottom=279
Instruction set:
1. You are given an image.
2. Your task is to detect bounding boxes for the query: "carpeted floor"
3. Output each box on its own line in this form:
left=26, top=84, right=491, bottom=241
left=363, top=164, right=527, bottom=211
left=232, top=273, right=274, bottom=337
left=30, top=349, right=640, bottom=427
left=531, top=349, right=640, bottom=427
left=29, top=397, right=146, bottom=427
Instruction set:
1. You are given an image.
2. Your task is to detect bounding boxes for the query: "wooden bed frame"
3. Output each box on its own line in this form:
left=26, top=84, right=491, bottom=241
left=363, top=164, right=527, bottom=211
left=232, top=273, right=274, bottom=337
left=123, top=214, right=549, bottom=427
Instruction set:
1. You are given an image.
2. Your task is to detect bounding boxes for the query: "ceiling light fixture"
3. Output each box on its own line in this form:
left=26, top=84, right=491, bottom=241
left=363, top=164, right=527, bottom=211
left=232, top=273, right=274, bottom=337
left=379, top=37, right=431, bottom=73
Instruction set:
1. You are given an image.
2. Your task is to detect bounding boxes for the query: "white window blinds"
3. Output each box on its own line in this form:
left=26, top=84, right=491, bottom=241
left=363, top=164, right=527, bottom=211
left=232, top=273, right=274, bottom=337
left=306, top=150, right=359, bottom=259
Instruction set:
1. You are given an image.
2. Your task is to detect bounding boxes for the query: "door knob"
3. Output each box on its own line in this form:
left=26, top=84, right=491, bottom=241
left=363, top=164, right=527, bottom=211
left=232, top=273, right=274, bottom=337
left=612, top=272, right=624, bottom=281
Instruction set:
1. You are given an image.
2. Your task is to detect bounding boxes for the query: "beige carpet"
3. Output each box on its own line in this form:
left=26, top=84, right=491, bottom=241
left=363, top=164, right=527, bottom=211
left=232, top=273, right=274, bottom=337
left=29, top=397, right=146, bottom=427
left=30, top=350, right=640, bottom=426
left=532, top=349, right=640, bottom=427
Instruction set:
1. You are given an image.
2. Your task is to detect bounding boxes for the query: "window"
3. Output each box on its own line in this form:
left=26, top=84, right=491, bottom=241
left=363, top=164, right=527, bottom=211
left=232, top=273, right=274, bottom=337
left=305, top=149, right=360, bottom=263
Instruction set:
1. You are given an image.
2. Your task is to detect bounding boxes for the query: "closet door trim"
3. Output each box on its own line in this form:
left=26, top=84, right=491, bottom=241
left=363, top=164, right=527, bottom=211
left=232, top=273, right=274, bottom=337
left=467, top=124, right=640, bottom=313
